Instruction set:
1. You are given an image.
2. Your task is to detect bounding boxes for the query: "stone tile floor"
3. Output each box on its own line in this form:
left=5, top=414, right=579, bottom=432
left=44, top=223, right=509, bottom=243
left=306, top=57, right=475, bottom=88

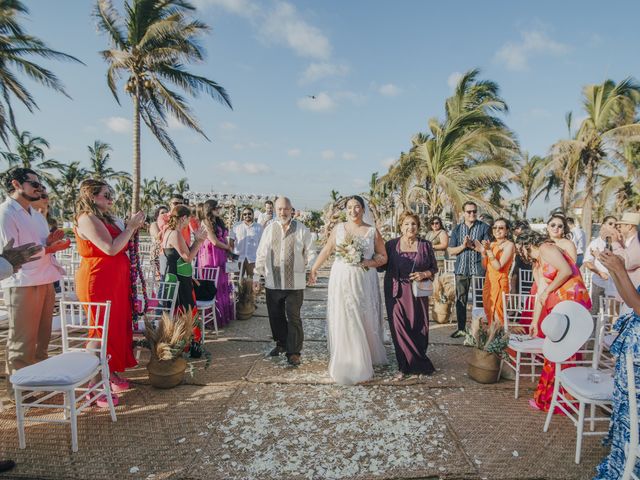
left=0, top=269, right=608, bottom=479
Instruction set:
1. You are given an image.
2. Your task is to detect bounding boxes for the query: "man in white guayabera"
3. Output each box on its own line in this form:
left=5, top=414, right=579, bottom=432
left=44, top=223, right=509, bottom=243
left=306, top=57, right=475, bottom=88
left=229, top=206, right=263, bottom=278
left=253, top=197, right=316, bottom=366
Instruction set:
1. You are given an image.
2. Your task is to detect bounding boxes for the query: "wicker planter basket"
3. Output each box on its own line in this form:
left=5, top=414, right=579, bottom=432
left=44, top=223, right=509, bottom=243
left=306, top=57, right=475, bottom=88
left=467, top=349, right=501, bottom=384
left=433, top=301, right=452, bottom=324
left=147, top=356, right=187, bottom=389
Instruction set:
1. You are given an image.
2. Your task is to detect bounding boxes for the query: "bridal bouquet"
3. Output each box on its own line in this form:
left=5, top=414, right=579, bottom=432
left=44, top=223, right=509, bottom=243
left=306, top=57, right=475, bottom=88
left=335, top=233, right=368, bottom=269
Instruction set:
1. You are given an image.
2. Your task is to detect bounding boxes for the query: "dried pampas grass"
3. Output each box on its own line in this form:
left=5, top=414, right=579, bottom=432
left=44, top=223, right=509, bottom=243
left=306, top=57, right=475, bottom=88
left=144, top=308, right=195, bottom=361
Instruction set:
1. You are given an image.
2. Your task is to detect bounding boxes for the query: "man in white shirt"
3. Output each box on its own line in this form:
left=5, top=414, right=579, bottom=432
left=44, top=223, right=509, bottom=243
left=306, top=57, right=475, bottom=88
left=256, top=200, right=274, bottom=227
left=0, top=168, right=66, bottom=387
left=567, top=217, right=586, bottom=268
left=584, top=215, right=618, bottom=314
left=0, top=237, right=42, bottom=473
left=229, top=206, right=263, bottom=277
left=253, top=197, right=316, bottom=366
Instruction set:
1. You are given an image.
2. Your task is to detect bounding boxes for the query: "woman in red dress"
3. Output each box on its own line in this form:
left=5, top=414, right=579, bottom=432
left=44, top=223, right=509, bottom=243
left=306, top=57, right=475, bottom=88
left=514, top=230, right=592, bottom=412
left=74, top=179, right=145, bottom=405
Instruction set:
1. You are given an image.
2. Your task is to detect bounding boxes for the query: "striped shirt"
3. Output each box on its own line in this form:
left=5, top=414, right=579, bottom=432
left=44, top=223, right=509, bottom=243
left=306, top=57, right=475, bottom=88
left=449, top=220, right=491, bottom=276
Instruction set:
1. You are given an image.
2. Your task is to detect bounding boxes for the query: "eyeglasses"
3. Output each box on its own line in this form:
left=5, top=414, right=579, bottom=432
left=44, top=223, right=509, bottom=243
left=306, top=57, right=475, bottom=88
left=465, top=210, right=477, bottom=214
left=492, top=226, right=506, bottom=230
left=548, top=223, right=564, bottom=229
left=24, top=180, right=43, bottom=190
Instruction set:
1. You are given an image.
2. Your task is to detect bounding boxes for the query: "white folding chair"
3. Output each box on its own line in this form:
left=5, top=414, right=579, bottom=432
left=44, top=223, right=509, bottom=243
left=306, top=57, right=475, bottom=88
left=444, top=259, right=455, bottom=274
left=501, top=292, right=544, bottom=398
left=11, top=300, right=115, bottom=452
left=134, top=281, right=178, bottom=359
left=623, top=352, right=640, bottom=480
left=471, top=275, right=485, bottom=323
left=194, top=266, right=220, bottom=341
left=518, top=269, right=534, bottom=295
left=543, top=315, right=614, bottom=464
left=597, top=297, right=622, bottom=370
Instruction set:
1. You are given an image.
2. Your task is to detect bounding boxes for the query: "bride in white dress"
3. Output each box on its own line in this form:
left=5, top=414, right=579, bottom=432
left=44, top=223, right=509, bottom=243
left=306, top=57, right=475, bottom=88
left=308, top=196, right=388, bottom=385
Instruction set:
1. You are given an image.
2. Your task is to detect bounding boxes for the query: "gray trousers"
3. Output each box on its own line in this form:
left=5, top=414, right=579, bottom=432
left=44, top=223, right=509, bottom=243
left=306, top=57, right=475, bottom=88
left=265, top=288, right=304, bottom=356
left=590, top=283, right=606, bottom=316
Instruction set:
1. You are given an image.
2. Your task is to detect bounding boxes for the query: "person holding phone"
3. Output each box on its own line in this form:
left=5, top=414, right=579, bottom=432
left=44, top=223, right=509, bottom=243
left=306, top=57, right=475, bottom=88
left=447, top=201, right=491, bottom=338
left=584, top=216, right=619, bottom=315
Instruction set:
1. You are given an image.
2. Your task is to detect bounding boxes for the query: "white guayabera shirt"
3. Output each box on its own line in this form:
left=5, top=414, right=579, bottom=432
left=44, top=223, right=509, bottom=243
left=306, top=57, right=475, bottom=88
left=230, top=221, right=263, bottom=263
left=254, top=219, right=317, bottom=290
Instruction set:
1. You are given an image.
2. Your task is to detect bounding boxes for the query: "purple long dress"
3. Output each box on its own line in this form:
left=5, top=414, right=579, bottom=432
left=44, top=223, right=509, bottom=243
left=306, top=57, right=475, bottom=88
left=197, top=224, right=234, bottom=326
left=383, top=238, right=437, bottom=374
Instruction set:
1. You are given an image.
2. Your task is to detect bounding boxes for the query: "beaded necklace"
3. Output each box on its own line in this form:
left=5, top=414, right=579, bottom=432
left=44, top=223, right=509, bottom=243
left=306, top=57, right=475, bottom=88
left=128, top=231, right=149, bottom=327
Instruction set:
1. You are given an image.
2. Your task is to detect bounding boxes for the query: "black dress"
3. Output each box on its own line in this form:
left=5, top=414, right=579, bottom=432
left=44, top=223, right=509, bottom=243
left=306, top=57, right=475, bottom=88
left=162, top=247, right=195, bottom=314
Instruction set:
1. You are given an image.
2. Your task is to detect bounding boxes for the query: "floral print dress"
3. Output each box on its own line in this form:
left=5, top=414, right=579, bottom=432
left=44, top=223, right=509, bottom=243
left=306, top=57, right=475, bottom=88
left=533, top=251, right=592, bottom=411
left=594, top=294, right=640, bottom=479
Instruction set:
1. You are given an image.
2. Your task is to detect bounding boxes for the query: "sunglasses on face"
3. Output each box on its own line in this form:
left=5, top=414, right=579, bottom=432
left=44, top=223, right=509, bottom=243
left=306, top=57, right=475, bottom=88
left=242, top=212, right=252, bottom=216
left=493, top=226, right=506, bottom=230
left=548, top=223, right=564, bottom=229
left=102, top=192, right=114, bottom=200
left=465, top=210, right=477, bottom=214
left=24, top=180, right=43, bottom=189
left=431, top=221, right=441, bottom=225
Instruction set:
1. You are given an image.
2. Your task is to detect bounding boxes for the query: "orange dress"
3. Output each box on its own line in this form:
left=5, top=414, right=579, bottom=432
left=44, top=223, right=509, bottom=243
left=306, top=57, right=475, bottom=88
left=533, top=252, right=591, bottom=412
left=75, top=223, right=137, bottom=373
left=482, top=241, right=514, bottom=326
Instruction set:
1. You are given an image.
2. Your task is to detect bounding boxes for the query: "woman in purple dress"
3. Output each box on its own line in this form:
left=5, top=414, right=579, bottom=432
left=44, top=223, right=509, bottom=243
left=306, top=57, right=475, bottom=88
left=198, top=199, right=234, bottom=326
left=383, top=212, right=438, bottom=377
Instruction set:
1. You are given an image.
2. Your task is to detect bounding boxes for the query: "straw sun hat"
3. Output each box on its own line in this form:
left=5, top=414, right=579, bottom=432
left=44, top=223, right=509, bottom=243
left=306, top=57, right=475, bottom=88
left=616, top=212, right=640, bottom=226
left=541, top=301, right=594, bottom=363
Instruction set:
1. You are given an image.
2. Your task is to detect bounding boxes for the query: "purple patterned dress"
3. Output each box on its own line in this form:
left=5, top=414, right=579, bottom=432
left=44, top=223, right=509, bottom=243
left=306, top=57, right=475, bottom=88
left=197, top=225, right=234, bottom=326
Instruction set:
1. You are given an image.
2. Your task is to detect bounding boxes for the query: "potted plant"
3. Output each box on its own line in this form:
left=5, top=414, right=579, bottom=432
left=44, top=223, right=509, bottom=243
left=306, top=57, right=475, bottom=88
left=432, top=274, right=455, bottom=324
left=235, top=278, right=256, bottom=320
left=464, top=319, right=509, bottom=384
left=144, top=308, right=195, bottom=388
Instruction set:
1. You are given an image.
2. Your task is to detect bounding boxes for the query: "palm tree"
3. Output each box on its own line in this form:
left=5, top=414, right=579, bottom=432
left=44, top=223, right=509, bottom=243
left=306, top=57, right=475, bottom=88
left=0, top=0, right=82, bottom=144
left=87, top=140, right=130, bottom=182
left=510, top=153, right=547, bottom=218
left=0, top=129, right=62, bottom=185
left=172, top=177, right=189, bottom=195
left=56, top=161, right=89, bottom=219
left=94, top=0, right=232, bottom=214
left=550, top=77, right=640, bottom=239
left=114, top=177, right=132, bottom=218
left=598, top=142, right=640, bottom=214
left=384, top=69, right=518, bottom=218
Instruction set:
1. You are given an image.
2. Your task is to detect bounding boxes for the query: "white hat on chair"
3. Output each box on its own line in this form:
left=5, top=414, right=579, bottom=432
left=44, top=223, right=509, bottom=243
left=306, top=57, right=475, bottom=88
left=541, top=301, right=594, bottom=363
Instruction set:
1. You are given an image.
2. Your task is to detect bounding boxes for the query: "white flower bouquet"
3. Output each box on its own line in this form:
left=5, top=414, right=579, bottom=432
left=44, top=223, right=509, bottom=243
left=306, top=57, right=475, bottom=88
left=335, top=233, right=368, bottom=269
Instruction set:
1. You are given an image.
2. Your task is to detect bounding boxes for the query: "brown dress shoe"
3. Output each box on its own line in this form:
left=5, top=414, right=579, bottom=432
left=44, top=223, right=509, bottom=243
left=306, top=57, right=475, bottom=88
left=287, top=354, right=301, bottom=366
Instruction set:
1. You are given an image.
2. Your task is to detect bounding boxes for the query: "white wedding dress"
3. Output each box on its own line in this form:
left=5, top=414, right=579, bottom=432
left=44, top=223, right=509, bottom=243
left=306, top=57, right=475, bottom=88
left=327, top=223, right=388, bottom=385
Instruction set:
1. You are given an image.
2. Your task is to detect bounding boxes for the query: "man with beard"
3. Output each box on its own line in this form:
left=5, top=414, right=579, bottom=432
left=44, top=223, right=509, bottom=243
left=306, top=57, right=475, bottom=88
left=253, top=197, right=316, bottom=366
left=0, top=168, right=67, bottom=395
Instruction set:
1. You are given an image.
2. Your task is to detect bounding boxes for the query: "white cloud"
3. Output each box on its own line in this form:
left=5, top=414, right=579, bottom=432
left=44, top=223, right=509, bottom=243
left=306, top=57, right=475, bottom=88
left=297, top=92, right=335, bottom=112
left=260, top=2, right=331, bottom=60
left=219, top=121, right=237, bottom=130
left=495, top=30, right=570, bottom=71
left=219, top=161, right=270, bottom=174
left=321, top=149, right=335, bottom=160
left=381, top=157, right=395, bottom=169
left=342, top=152, right=357, bottom=161
left=447, top=72, right=463, bottom=90
left=378, top=83, right=401, bottom=97
left=104, top=116, right=131, bottom=134
left=195, top=0, right=260, bottom=18
left=287, top=148, right=301, bottom=157
left=300, top=62, right=349, bottom=83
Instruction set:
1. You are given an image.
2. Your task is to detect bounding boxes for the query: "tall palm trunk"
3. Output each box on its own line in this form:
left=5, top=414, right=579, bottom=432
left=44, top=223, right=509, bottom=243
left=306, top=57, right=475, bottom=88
left=582, top=159, right=595, bottom=241
left=132, top=86, right=141, bottom=215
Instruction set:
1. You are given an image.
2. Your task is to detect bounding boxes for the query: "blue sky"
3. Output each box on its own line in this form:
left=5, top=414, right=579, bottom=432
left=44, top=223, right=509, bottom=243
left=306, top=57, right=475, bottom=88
left=14, top=0, right=640, bottom=214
